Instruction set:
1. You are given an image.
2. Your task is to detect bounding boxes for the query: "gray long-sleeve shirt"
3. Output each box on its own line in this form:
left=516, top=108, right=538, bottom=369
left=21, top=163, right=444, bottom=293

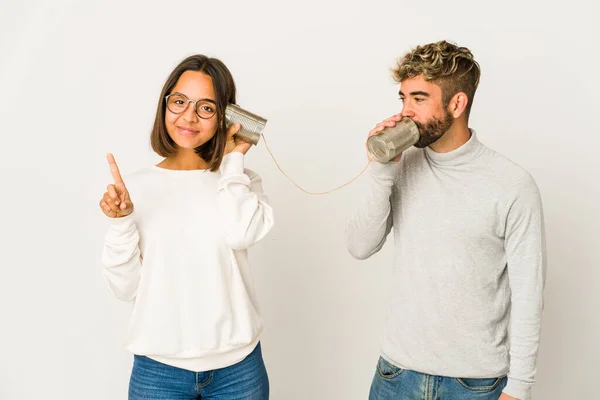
left=346, top=131, right=546, bottom=400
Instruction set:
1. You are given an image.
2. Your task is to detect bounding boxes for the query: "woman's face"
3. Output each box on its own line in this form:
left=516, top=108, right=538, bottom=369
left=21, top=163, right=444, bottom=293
left=164, top=71, right=219, bottom=151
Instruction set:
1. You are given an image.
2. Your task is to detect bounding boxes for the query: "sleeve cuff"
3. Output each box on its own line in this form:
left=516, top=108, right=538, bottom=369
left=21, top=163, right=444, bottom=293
left=220, top=152, right=245, bottom=176
left=369, top=160, right=402, bottom=179
left=107, top=212, right=135, bottom=232
left=503, top=378, right=532, bottom=400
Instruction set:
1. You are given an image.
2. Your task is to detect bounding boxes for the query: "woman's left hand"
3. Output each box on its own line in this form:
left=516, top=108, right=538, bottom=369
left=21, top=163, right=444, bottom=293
left=224, top=123, right=252, bottom=155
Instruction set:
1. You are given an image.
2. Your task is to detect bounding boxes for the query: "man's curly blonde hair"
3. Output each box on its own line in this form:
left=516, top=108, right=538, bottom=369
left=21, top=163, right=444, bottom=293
left=392, top=40, right=481, bottom=117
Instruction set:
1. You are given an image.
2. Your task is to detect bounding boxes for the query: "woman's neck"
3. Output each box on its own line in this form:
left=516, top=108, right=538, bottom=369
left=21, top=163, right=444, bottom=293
left=157, top=149, right=210, bottom=170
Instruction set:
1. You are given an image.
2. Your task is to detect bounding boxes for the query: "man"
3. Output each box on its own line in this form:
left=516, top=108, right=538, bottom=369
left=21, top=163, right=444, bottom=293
left=346, top=40, right=546, bottom=400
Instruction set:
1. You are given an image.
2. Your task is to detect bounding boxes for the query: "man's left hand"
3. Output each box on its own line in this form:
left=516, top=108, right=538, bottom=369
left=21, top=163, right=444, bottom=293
left=499, top=393, right=519, bottom=400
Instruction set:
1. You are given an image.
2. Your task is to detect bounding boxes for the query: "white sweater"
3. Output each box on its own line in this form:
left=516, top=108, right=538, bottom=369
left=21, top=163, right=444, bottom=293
left=101, top=152, right=274, bottom=372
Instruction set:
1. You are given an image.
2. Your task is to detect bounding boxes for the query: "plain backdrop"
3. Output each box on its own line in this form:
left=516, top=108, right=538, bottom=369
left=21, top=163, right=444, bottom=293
left=0, top=0, right=598, bottom=399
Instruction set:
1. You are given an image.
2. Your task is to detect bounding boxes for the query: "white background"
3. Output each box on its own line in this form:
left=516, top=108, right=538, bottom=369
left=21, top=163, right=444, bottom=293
left=0, top=0, right=597, bottom=399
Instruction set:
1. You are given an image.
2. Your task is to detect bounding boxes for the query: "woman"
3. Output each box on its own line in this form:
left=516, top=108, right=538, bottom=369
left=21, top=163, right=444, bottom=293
left=99, top=54, right=273, bottom=399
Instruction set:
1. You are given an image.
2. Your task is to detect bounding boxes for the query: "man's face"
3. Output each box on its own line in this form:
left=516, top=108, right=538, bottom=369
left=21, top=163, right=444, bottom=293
left=399, top=75, right=454, bottom=148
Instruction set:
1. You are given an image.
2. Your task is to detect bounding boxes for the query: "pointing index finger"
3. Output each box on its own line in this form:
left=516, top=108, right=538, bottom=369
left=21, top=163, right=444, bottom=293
left=107, top=153, right=124, bottom=184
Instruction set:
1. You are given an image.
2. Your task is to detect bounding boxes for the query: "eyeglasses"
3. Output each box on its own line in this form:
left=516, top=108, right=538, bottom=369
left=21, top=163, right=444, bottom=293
left=165, top=92, right=217, bottom=119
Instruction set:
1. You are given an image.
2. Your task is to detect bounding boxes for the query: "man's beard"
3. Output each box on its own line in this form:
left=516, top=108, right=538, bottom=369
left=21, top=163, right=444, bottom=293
left=413, top=109, right=454, bottom=148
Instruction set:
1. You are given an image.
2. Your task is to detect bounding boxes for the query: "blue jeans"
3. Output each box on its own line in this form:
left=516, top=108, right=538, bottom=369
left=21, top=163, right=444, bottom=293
left=129, top=343, right=269, bottom=399
left=369, top=357, right=507, bottom=400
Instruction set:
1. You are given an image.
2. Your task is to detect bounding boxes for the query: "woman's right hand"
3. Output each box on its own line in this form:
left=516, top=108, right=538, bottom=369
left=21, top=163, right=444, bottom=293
left=99, top=153, right=134, bottom=218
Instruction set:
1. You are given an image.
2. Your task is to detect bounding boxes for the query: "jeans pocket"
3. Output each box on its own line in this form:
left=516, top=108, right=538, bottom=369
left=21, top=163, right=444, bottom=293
left=376, top=357, right=404, bottom=380
left=456, top=376, right=505, bottom=392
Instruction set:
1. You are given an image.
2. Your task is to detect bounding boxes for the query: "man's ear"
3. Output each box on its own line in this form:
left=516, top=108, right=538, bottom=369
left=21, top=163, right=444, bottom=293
left=448, top=92, right=469, bottom=119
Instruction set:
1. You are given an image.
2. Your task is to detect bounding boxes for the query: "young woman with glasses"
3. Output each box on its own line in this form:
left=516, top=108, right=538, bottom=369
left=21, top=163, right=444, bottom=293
left=99, top=55, right=274, bottom=400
